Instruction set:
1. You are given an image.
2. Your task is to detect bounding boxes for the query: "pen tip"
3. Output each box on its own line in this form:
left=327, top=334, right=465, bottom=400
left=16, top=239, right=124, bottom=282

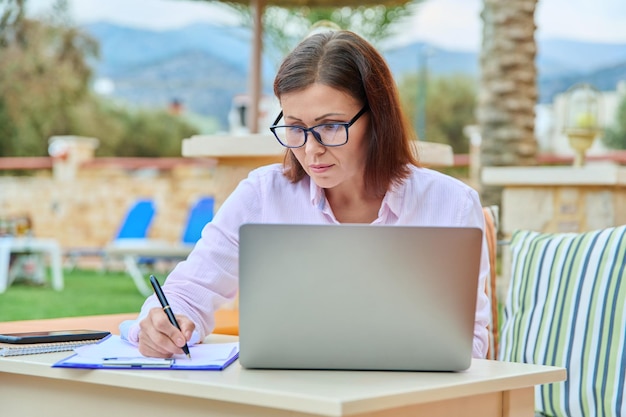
left=187, top=353, right=191, bottom=359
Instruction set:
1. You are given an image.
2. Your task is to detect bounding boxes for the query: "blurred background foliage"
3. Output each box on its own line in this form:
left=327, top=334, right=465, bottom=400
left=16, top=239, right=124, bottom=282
left=1, top=0, right=485, bottom=158
left=225, top=2, right=422, bottom=63
left=399, top=74, right=477, bottom=154
left=0, top=0, right=198, bottom=158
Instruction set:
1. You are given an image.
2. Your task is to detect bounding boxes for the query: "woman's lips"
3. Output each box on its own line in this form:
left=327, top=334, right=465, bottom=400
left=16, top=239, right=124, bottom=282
left=309, top=164, right=333, bottom=174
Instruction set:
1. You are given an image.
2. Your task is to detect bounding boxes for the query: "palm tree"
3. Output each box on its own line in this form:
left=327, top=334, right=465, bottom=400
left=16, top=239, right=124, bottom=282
left=478, top=0, right=539, bottom=206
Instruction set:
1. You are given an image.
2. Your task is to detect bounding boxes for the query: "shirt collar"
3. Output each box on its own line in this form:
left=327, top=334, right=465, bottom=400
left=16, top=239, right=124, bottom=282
left=378, top=181, right=403, bottom=223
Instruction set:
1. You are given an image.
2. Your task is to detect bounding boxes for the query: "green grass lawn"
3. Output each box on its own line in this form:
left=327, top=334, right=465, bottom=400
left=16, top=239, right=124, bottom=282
left=0, top=269, right=163, bottom=322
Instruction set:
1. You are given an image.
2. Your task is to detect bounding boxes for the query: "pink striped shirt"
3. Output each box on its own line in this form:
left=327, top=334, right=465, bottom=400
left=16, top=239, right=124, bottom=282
left=123, top=163, right=490, bottom=358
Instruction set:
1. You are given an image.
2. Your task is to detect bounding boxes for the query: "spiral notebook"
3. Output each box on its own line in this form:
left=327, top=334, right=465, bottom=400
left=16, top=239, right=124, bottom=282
left=0, top=339, right=104, bottom=357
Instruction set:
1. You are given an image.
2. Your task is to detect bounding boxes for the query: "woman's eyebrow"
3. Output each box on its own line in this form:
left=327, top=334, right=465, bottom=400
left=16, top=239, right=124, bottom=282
left=314, top=112, right=345, bottom=122
left=283, top=116, right=305, bottom=125
left=284, top=112, right=347, bottom=124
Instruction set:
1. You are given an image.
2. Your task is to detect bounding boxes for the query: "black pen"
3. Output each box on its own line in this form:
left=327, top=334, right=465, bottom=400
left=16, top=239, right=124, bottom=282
left=149, top=275, right=191, bottom=359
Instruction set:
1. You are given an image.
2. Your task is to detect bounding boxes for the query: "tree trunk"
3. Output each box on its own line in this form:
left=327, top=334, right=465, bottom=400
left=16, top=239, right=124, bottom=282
left=478, top=0, right=539, bottom=207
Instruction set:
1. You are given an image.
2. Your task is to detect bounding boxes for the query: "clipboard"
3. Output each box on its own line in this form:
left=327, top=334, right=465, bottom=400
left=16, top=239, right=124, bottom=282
left=52, top=335, right=239, bottom=370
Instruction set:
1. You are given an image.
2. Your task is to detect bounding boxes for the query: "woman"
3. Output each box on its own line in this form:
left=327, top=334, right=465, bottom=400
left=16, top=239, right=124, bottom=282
left=124, top=30, right=490, bottom=359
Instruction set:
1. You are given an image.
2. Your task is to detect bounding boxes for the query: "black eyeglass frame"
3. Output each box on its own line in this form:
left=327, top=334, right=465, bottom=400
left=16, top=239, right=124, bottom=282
left=269, top=104, right=369, bottom=148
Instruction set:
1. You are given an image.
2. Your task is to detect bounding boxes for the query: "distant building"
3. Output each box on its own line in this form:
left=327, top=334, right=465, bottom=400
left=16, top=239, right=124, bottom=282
left=168, top=98, right=184, bottom=116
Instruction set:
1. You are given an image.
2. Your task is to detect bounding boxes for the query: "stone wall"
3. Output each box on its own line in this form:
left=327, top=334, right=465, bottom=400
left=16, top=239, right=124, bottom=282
left=1, top=135, right=266, bottom=251
left=482, top=164, right=626, bottom=238
left=0, top=164, right=255, bottom=250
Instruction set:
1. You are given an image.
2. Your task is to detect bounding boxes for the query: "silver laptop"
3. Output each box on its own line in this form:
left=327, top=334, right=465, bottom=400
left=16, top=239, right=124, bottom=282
left=238, top=224, right=482, bottom=372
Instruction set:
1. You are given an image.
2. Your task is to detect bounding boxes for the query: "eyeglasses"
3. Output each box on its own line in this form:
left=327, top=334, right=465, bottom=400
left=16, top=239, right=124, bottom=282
left=269, top=105, right=369, bottom=148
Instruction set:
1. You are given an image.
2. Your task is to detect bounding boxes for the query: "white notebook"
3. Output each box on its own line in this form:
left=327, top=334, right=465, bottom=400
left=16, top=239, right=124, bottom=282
left=0, top=339, right=102, bottom=357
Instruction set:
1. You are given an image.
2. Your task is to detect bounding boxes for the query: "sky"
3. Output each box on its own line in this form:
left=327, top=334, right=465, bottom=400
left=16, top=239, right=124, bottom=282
left=25, top=0, right=626, bottom=52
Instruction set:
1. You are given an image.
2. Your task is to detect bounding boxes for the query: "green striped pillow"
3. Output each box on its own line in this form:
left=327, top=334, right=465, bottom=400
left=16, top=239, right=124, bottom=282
left=499, top=226, right=626, bottom=417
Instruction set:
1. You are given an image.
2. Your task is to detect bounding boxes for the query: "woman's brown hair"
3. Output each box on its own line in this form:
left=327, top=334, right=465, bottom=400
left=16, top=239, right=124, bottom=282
left=273, top=30, right=419, bottom=198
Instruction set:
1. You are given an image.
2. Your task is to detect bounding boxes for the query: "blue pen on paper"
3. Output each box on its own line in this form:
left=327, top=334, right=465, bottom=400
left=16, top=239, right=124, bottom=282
left=149, top=275, right=192, bottom=359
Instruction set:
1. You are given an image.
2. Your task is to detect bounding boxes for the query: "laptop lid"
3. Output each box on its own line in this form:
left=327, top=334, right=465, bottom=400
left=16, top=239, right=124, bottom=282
left=238, top=224, right=482, bottom=371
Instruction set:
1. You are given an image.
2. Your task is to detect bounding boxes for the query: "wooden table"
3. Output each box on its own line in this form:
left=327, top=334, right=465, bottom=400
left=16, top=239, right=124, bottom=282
left=0, top=311, right=239, bottom=337
left=0, top=316, right=565, bottom=417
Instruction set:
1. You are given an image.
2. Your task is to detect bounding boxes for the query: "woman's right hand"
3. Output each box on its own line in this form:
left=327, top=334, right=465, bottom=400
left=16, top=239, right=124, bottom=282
left=137, top=307, right=195, bottom=358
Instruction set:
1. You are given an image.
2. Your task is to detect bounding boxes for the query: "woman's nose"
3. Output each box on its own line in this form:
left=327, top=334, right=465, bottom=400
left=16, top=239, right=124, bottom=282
left=304, top=133, right=325, bottom=153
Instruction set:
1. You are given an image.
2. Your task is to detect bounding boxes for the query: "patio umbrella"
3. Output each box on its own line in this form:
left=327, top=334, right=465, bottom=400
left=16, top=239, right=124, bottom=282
left=188, top=0, right=413, bottom=133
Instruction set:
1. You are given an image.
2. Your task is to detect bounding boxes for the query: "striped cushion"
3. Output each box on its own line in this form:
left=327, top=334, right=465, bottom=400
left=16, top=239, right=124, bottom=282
left=499, top=226, right=626, bottom=417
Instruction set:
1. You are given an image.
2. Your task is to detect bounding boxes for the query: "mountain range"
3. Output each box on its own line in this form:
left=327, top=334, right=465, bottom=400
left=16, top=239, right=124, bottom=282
left=83, top=22, right=626, bottom=130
